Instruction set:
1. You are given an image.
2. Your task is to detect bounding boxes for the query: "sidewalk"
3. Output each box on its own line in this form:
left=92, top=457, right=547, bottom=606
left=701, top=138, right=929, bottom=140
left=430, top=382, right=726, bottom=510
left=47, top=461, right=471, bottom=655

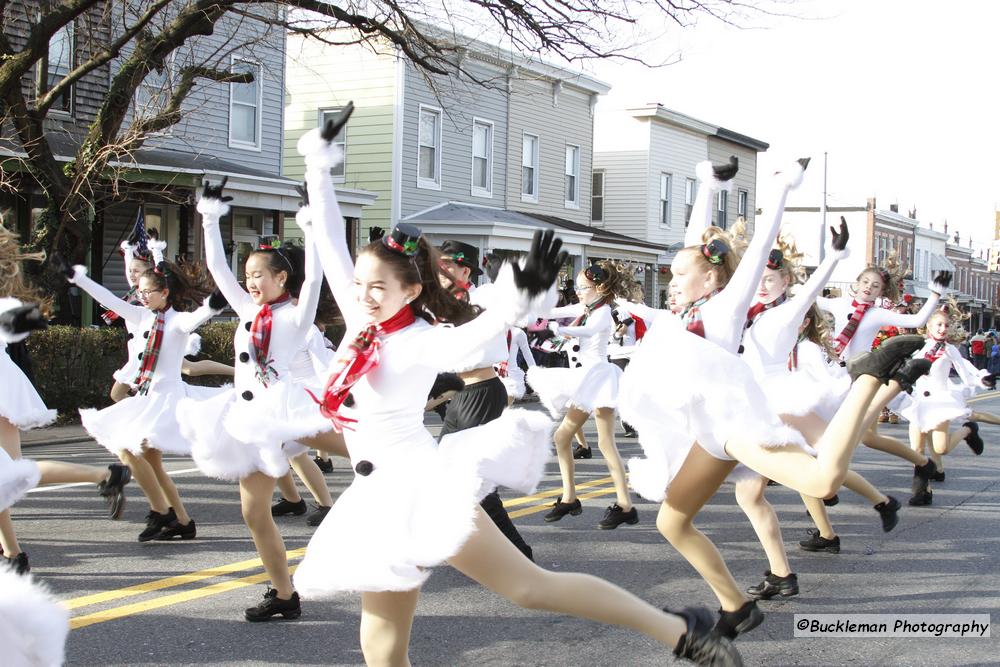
left=21, top=423, right=92, bottom=447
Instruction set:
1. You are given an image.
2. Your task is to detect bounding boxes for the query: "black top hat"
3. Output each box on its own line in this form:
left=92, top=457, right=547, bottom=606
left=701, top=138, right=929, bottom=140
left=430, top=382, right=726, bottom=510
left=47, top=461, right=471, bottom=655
left=439, top=240, right=483, bottom=278
left=383, top=223, right=422, bottom=256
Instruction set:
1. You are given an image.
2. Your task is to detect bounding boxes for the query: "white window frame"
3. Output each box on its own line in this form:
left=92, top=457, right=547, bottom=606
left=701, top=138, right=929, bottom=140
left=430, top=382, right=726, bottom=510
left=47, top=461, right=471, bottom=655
left=470, top=118, right=493, bottom=198
left=228, top=57, right=263, bottom=151
left=685, top=177, right=696, bottom=226
left=658, top=173, right=672, bottom=228
left=564, top=144, right=581, bottom=209
left=716, top=190, right=728, bottom=229
left=318, top=108, right=348, bottom=182
left=591, top=170, right=605, bottom=223
left=737, top=188, right=749, bottom=218
left=45, top=20, right=75, bottom=116
left=417, top=104, right=442, bottom=190
left=521, top=132, right=540, bottom=203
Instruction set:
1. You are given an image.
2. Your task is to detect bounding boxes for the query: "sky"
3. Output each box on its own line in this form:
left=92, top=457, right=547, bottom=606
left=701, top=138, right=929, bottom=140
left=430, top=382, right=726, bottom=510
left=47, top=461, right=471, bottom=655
left=581, top=0, right=998, bottom=254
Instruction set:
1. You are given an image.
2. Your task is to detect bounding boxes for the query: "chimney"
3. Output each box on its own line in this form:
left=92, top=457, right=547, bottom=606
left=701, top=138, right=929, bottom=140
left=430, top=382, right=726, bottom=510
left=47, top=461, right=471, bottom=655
left=908, top=207, right=917, bottom=219
left=944, top=220, right=949, bottom=235
left=954, top=231, right=961, bottom=245
left=929, top=221, right=934, bottom=230
left=889, top=203, right=899, bottom=213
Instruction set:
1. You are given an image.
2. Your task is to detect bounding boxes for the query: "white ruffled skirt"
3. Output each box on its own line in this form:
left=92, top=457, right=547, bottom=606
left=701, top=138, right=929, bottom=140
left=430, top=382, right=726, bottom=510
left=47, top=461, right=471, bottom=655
left=619, top=317, right=808, bottom=501
left=0, top=353, right=56, bottom=430
left=0, top=448, right=40, bottom=512
left=180, top=381, right=327, bottom=481
left=897, top=378, right=970, bottom=432
left=527, top=361, right=620, bottom=416
left=0, top=569, right=70, bottom=667
left=294, top=409, right=553, bottom=596
left=80, top=378, right=209, bottom=456
left=501, top=367, right=527, bottom=400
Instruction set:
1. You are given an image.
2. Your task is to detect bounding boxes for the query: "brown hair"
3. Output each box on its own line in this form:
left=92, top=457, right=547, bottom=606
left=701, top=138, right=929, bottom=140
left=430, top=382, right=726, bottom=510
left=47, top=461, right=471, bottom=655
left=583, top=260, right=643, bottom=307
left=359, top=235, right=479, bottom=326
left=140, top=260, right=214, bottom=312
left=0, top=222, right=52, bottom=316
left=801, top=303, right=837, bottom=359
left=854, top=250, right=905, bottom=303
left=772, top=232, right=807, bottom=288
left=680, top=219, right=749, bottom=291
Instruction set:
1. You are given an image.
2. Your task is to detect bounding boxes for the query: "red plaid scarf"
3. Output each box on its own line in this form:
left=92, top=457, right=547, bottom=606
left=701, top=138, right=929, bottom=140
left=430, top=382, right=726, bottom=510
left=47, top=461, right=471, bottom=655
left=307, top=305, right=416, bottom=432
left=832, top=300, right=873, bottom=357
left=102, top=287, right=140, bottom=325
left=680, top=290, right=719, bottom=338
left=924, top=338, right=947, bottom=361
left=132, top=310, right=165, bottom=395
left=496, top=329, right=513, bottom=378
left=745, top=294, right=787, bottom=330
left=249, top=294, right=291, bottom=387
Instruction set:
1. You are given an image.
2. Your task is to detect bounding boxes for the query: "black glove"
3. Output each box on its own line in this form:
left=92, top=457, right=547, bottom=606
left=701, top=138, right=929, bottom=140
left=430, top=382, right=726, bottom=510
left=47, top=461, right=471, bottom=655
left=797, top=157, right=812, bottom=170
left=831, top=216, right=849, bottom=251
left=368, top=226, right=385, bottom=243
left=50, top=252, right=75, bottom=279
left=207, top=288, right=228, bottom=311
left=983, top=373, right=996, bottom=390
left=0, top=304, right=47, bottom=335
left=202, top=176, right=234, bottom=202
left=429, top=372, right=464, bottom=400
left=295, top=182, right=309, bottom=207
left=512, top=229, right=567, bottom=297
left=321, top=101, right=355, bottom=142
left=713, top=155, right=738, bottom=181
left=931, top=271, right=952, bottom=290
left=147, top=227, right=159, bottom=241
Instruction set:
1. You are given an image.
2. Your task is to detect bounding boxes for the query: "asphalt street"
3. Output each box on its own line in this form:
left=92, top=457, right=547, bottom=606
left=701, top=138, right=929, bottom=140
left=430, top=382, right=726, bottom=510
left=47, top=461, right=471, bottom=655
left=11, top=393, right=1000, bottom=666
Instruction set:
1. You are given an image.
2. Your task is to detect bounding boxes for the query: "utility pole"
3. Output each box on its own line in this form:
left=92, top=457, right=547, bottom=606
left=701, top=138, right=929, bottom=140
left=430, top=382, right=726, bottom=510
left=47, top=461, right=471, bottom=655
left=820, top=151, right=828, bottom=262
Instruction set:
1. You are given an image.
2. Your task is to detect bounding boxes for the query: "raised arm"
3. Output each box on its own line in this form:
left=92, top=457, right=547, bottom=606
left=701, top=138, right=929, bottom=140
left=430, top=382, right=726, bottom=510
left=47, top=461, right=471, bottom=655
left=120, top=241, right=137, bottom=289
left=291, top=214, right=322, bottom=333
left=684, top=157, right=739, bottom=247
left=944, top=345, right=989, bottom=389
left=782, top=219, right=850, bottom=328
left=68, top=266, right=147, bottom=325
left=713, top=159, right=809, bottom=321
left=174, top=300, right=222, bottom=335
left=879, top=272, right=952, bottom=329
left=546, top=303, right=585, bottom=320
left=556, top=304, right=612, bottom=338
left=197, top=183, right=253, bottom=313
left=617, top=297, right=667, bottom=323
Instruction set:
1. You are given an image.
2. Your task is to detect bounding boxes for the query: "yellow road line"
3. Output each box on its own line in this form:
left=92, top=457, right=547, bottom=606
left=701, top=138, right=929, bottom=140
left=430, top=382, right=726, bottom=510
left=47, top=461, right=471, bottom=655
left=500, top=476, right=614, bottom=508
left=70, top=564, right=299, bottom=630
left=968, top=393, right=1000, bottom=404
left=65, top=548, right=306, bottom=610
left=508, top=484, right=618, bottom=519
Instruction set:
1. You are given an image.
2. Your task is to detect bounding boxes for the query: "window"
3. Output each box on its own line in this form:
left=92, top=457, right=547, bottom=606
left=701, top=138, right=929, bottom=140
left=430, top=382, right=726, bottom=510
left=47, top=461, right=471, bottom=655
left=591, top=171, right=605, bottom=222
left=659, top=173, right=672, bottom=227
left=417, top=105, right=442, bottom=189
left=565, top=145, right=580, bottom=207
left=521, top=133, right=539, bottom=202
left=738, top=189, right=749, bottom=218
left=471, top=119, right=493, bottom=197
left=319, top=108, right=348, bottom=178
left=685, top=178, right=696, bottom=227
left=716, top=190, right=728, bottom=229
left=229, top=59, right=262, bottom=150
left=45, top=22, right=74, bottom=113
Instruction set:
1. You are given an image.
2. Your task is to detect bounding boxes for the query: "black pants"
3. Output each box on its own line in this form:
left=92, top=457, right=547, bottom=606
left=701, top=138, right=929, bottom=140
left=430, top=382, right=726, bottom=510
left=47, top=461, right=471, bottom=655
left=440, top=377, right=533, bottom=561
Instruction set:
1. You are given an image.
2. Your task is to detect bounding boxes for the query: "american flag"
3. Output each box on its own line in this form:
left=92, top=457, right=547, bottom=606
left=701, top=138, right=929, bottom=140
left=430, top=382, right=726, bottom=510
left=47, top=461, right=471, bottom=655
left=131, top=206, right=149, bottom=256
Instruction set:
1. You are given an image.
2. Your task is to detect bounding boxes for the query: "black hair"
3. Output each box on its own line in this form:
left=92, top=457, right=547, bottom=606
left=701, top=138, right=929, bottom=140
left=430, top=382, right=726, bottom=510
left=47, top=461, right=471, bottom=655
left=141, top=260, right=213, bottom=311
left=250, top=244, right=306, bottom=298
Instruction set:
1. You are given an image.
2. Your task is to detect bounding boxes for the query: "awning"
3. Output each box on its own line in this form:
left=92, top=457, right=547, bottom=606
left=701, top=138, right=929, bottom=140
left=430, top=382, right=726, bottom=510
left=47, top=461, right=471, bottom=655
left=930, top=254, right=958, bottom=272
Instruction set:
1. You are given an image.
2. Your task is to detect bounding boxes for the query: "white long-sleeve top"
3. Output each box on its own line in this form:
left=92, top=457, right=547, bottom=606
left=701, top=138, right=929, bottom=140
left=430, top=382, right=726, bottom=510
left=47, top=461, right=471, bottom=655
left=914, top=340, right=989, bottom=392
left=508, top=327, right=536, bottom=369
left=69, top=270, right=215, bottom=392
left=197, top=198, right=322, bottom=395
left=816, top=287, right=942, bottom=362
left=547, top=302, right=613, bottom=368
left=440, top=282, right=509, bottom=372
left=742, top=246, right=849, bottom=375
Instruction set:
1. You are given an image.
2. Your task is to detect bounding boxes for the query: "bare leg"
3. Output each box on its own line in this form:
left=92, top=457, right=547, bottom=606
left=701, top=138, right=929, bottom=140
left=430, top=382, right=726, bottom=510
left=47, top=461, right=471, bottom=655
left=119, top=449, right=169, bottom=514
left=801, top=494, right=837, bottom=539
left=36, top=461, right=107, bottom=485
left=359, top=589, right=420, bottom=667
left=182, top=359, right=235, bottom=377
left=110, top=381, right=132, bottom=403
left=300, top=430, right=349, bottom=458
left=552, top=408, right=590, bottom=502
left=863, top=425, right=928, bottom=466
left=144, top=447, right=191, bottom=525
left=841, top=470, right=888, bottom=505
left=449, top=508, right=687, bottom=647
left=574, top=425, right=589, bottom=449
left=239, top=472, right=293, bottom=599
left=276, top=471, right=302, bottom=503
left=970, top=410, right=1000, bottom=426
left=734, top=475, right=791, bottom=577
left=594, top=408, right=631, bottom=510
left=932, top=422, right=970, bottom=455
left=289, top=453, right=333, bottom=506
left=657, top=444, right=743, bottom=611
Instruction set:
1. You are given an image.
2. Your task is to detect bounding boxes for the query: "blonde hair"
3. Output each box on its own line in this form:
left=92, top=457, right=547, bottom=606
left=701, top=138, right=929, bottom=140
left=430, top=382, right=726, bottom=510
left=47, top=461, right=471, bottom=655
left=919, top=297, right=968, bottom=344
left=582, top=259, right=643, bottom=306
left=773, top=232, right=807, bottom=288
left=0, top=221, right=52, bottom=317
left=680, top=218, right=750, bottom=291
left=854, top=250, right=906, bottom=303
left=801, top=303, right=837, bottom=359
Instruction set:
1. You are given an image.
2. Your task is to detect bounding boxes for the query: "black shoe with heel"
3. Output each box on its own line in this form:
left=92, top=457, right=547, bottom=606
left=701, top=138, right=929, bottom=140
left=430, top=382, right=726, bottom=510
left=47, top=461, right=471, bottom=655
left=4, top=551, right=29, bottom=575
left=572, top=445, right=592, bottom=459
left=138, top=508, right=176, bottom=542
left=156, top=518, right=196, bottom=541
left=98, top=463, right=131, bottom=520
left=746, top=570, right=798, bottom=600
left=313, top=456, right=334, bottom=473
left=244, top=588, right=301, bottom=622
left=306, top=505, right=331, bottom=527
left=543, top=496, right=582, bottom=522
left=713, top=600, right=764, bottom=639
left=271, top=497, right=307, bottom=517
left=597, top=504, right=638, bottom=529
left=799, top=529, right=841, bottom=554
left=874, top=496, right=901, bottom=532
left=669, top=606, right=744, bottom=666
left=964, top=421, right=984, bottom=455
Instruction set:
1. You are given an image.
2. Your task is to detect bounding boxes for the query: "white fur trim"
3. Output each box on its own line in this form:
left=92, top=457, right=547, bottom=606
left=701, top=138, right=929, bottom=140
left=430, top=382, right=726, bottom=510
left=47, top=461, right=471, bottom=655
left=929, top=278, right=949, bottom=295
left=490, top=262, right=560, bottom=327
left=297, top=127, right=346, bottom=171
left=775, top=159, right=807, bottom=189
left=196, top=196, right=231, bottom=220
left=68, top=264, right=87, bottom=284
left=0, top=299, right=29, bottom=344
left=0, top=454, right=40, bottom=512
left=695, top=159, right=733, bottom=192
left=185, top=333, right=202, bottom=357
left=120, top=240, right=132, bottom=252
left=294, top=205, right=313, bottom=231
left=148, top=238, right=167, bottom=265
left=0, top=569, right=69, bottom=667
left=827, top=246, right=851, bottom=261
left=627, top=456, right=668, bottom=502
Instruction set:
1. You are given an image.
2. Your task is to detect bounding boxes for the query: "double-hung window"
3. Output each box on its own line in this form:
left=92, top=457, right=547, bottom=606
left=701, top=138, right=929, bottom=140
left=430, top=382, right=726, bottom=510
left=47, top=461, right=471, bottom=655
left=684, top=177, right=696, bottom=227
left=45, top=22, right=75, bottom=113
left=564, top=145, right=580, bottom=208
left=417, top=105, right=442, bottom=189
left=521, top=133, right=539, bottom=202
left=471, top=119, right=493, bottom=197
left=229, top=59, right=262, bottom=150
left=591, top=171, right=605, bottom=222
left=659, top=173, right=672, bottom=227
left=716, top=190, right=728, bottom=229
